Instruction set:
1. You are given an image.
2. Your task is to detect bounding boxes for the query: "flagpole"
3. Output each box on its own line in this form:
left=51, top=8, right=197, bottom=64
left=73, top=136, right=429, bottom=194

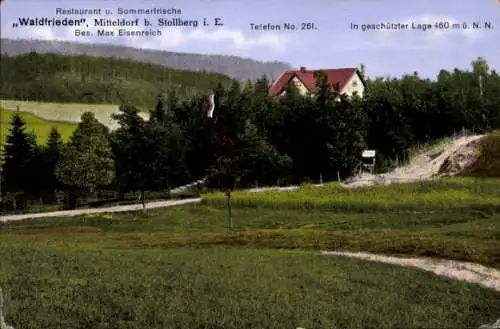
left=207, top=92, right=215, bottom=118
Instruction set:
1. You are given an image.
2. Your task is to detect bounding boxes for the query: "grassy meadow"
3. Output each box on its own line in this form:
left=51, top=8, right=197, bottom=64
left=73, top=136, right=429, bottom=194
left=1, top=176, right=500, bottom=328
left=203, top=177, right=500, bottom=213
left=1, top=107, right=76, bottom=146
left=1, top=129, right=500, bottom=327
left=1, top=246, right=499, bottom=329
left=0, top=99, right=149, bottom=131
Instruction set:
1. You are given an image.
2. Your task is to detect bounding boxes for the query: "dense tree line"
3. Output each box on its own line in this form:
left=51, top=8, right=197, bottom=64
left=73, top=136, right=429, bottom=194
left=0, top=52, right=235, bottom=109
left=1, top=57, right=498, bottom=211
left=364, top=57, right=499, bottom=166
left=1, top=38, right=291, bottom=81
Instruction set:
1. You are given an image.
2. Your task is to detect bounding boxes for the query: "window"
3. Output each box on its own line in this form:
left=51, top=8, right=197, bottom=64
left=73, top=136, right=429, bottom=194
left=352, top=80, right=358, bottom=87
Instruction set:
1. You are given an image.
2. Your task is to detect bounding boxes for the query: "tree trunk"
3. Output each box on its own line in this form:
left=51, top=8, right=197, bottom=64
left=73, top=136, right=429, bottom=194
left=226, top=190, right=232, bottom=229
left=141, top=190, right=146, bottom=210
left=67, top=191, right=77, bottom=210
left=71, top=191, right=77, bottom=210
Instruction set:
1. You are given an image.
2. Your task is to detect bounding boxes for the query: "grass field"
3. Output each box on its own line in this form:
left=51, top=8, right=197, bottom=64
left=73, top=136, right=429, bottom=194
left=1, top=203, right=500, bottom=327
left=3, top=188, right=499, bottom=267
left=0, top=99, right=149, bottom=130
left=203, top=177, right=500, bottom=213
left=1, top=108, right=76, bottom=146
left=2, top=155, right=500, bottom=326
left=2, top=177, right=500, bottom=327
left=1, top=246, right=499, bottom=329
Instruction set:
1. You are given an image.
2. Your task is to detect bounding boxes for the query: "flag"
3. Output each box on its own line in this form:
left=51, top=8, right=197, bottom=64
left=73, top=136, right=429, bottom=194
left=207, top=93, right=215, bottom=118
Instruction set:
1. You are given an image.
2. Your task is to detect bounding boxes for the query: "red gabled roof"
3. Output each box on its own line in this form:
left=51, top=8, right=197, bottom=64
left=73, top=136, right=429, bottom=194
left=269, top=68, right=359, bottom=96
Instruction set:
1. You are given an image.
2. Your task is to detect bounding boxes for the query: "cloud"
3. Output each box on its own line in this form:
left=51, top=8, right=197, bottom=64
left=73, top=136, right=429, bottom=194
left=1, top=14, right=290, bottom=53
left=136, top=27, right=290, bottom=52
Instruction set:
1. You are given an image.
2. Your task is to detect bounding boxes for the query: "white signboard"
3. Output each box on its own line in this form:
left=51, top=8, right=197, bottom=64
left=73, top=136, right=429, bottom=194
left=362, top=150, right=376, bottom=158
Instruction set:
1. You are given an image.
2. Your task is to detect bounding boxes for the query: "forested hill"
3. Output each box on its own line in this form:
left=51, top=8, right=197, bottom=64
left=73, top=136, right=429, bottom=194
left=0, top=52, right=236, bottom=108
left=0, top=38, right=292, bottom=82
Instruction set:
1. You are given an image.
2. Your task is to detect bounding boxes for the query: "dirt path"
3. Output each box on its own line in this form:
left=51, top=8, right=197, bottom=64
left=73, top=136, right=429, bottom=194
left=321, top=252, right=500, bottom=327
left=321, top=251, right=500, bottom=292
left=0, top=198, right=201, bottom=223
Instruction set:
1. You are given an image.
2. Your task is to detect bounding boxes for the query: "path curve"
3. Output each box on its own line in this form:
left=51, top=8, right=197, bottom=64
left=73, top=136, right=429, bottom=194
left=0, top=198, right=201, bottom=223
left=321, top=251, right=500, bottom=292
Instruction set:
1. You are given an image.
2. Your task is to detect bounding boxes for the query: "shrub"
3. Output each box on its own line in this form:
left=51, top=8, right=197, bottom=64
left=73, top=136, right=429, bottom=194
left=462, top=131, right=500, bottom=177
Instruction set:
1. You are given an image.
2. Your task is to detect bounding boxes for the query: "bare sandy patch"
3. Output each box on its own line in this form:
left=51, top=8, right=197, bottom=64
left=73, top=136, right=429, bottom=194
left=321, top=250, right=500, bottom=292
left=343, top=134, right=486, bottom=188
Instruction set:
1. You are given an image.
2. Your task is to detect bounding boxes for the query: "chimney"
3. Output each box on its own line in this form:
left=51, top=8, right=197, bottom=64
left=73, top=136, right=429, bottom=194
left=299, top=66, right=306, bottom=72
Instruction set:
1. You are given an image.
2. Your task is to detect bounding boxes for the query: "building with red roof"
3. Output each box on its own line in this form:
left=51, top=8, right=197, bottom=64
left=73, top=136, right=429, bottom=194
left=269, top=67, right=365, bottom=98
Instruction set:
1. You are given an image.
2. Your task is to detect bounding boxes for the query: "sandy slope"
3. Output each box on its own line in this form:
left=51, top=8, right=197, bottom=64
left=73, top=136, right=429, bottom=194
left=343, top=134, right=486, bottom=188
left=234, top=134, right=487, bottom=192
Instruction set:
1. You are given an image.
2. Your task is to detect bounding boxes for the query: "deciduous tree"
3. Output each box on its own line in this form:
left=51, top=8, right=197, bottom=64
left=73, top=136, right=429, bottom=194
left=56, top=112, right=114, bottom=208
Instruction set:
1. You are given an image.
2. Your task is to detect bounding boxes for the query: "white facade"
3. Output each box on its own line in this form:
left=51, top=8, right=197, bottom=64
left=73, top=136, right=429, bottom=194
left=340, top=72, right=365, bottom=98
left=279, top=76, right=309, bottom=96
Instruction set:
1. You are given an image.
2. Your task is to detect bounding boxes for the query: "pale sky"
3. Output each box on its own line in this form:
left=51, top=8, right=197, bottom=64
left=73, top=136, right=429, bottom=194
left=1, top=0, right=499, bottom=79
